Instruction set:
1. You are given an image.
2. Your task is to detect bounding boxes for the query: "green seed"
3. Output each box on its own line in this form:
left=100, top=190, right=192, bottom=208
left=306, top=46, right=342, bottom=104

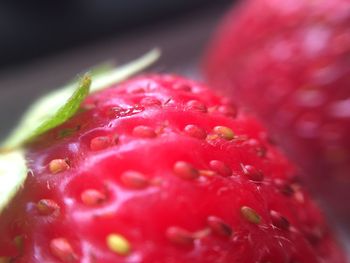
left=241, top=206, right=261, bottom=224
left=213, top=126, right=235, bottom=140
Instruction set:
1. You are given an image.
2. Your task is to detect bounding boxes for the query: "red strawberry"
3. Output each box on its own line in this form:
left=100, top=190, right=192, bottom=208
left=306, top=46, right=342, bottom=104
left=203, top=0, right=350, bottom=222
left=0, top=75, right=345, bottom=262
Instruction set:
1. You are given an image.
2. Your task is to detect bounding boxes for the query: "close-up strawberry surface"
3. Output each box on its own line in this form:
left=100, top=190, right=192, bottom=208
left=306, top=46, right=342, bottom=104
left=0, top=75, right=346, bottom=262
left=203, top=0, right=350, bottom=222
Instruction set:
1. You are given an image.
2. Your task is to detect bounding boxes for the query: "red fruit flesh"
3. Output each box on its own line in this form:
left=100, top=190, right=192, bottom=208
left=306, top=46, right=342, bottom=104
left=0, top=75, right=345, bottom=262
left=204, top=0, right=350, bottom=222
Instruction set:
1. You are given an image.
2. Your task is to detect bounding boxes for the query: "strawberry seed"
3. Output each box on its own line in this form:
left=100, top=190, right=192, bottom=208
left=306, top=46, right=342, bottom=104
left=173, top=161, right=199, bottom=180
left=207, top=216, right=233, bottom=237
left=106, top=233, right=131, bottom=256
left=49, top=159, right=70, bottom=174
left=166, top=227, right=194, bottom=246
left=241, top=206, right=261, bottom=224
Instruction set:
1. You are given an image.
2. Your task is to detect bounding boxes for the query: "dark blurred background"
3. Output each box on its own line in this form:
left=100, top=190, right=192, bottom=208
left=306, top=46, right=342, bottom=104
left=0, top=0, right=234, bottom=139
left=0, top=0, right=232, bottom=69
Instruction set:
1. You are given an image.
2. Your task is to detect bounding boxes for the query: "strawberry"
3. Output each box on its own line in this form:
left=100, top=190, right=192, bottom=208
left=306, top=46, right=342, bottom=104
left=203, top=0, right=350, bottom=222
left=0, top=74, right=346, bottom=262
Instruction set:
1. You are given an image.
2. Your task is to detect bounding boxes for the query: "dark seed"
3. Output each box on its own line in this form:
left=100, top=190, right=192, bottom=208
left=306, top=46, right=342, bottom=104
left=37, top=199, right=60, bottom=215
left=173, top=161, right=199, bottom=180
left=166, top=227, right=194, bottom=246
left=207, top=216, right=233, bottom=237
left=121, top=171, right=149, bottom=189
left=270, top=210, right=290, bottom=230
left=241, top=164, right=264, bottom=182
left=50, top=238, right=77, bottom=262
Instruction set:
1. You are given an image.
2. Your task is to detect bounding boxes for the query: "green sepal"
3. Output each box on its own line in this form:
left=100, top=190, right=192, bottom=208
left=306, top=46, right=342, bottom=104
left=0, top=150, right=27, bottom=213
left=31, top=75, right=91, bottom=142
left=1, top=75, right=91, bottom=150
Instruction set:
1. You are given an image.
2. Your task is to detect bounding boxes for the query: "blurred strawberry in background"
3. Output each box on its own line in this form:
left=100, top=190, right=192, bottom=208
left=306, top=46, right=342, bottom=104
left=203, top=0, right=350, bottom=226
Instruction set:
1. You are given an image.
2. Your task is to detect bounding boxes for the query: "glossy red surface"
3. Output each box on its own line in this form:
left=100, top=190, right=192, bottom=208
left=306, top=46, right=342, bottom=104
left=0, top=75, right=345, bottom=262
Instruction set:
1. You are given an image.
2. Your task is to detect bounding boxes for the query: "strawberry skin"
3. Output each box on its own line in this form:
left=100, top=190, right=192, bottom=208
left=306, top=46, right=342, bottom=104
left=0, top=75, right=346, bottom=262
left=203, top=0, right=350, bottom=221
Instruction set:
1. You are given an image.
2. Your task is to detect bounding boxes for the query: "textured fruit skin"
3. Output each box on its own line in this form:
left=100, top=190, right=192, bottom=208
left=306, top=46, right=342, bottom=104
left=203, top=0, right=350, bottom=222
left=0, top=75, right=345, bottom=262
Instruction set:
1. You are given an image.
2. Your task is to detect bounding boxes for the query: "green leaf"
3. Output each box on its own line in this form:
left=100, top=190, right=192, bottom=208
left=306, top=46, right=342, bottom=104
left=1, top=48, right=160, bottom=150
left=32, top=75, right=91, bottom=139
left=89, top=48, right=160, bottom=93
left=0, top=150, right=27, bottom=213
left=2, top=75, right=91, bottom=149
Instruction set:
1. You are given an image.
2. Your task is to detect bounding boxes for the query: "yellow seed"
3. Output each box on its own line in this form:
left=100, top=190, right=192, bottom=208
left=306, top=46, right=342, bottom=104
left=241, top=206, right=261, bottom=224
left=213, top=126, right=235, bottom=140
left=49, top=159, right=70, bottom=174
left=106, top=233, right=131, bottom=256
